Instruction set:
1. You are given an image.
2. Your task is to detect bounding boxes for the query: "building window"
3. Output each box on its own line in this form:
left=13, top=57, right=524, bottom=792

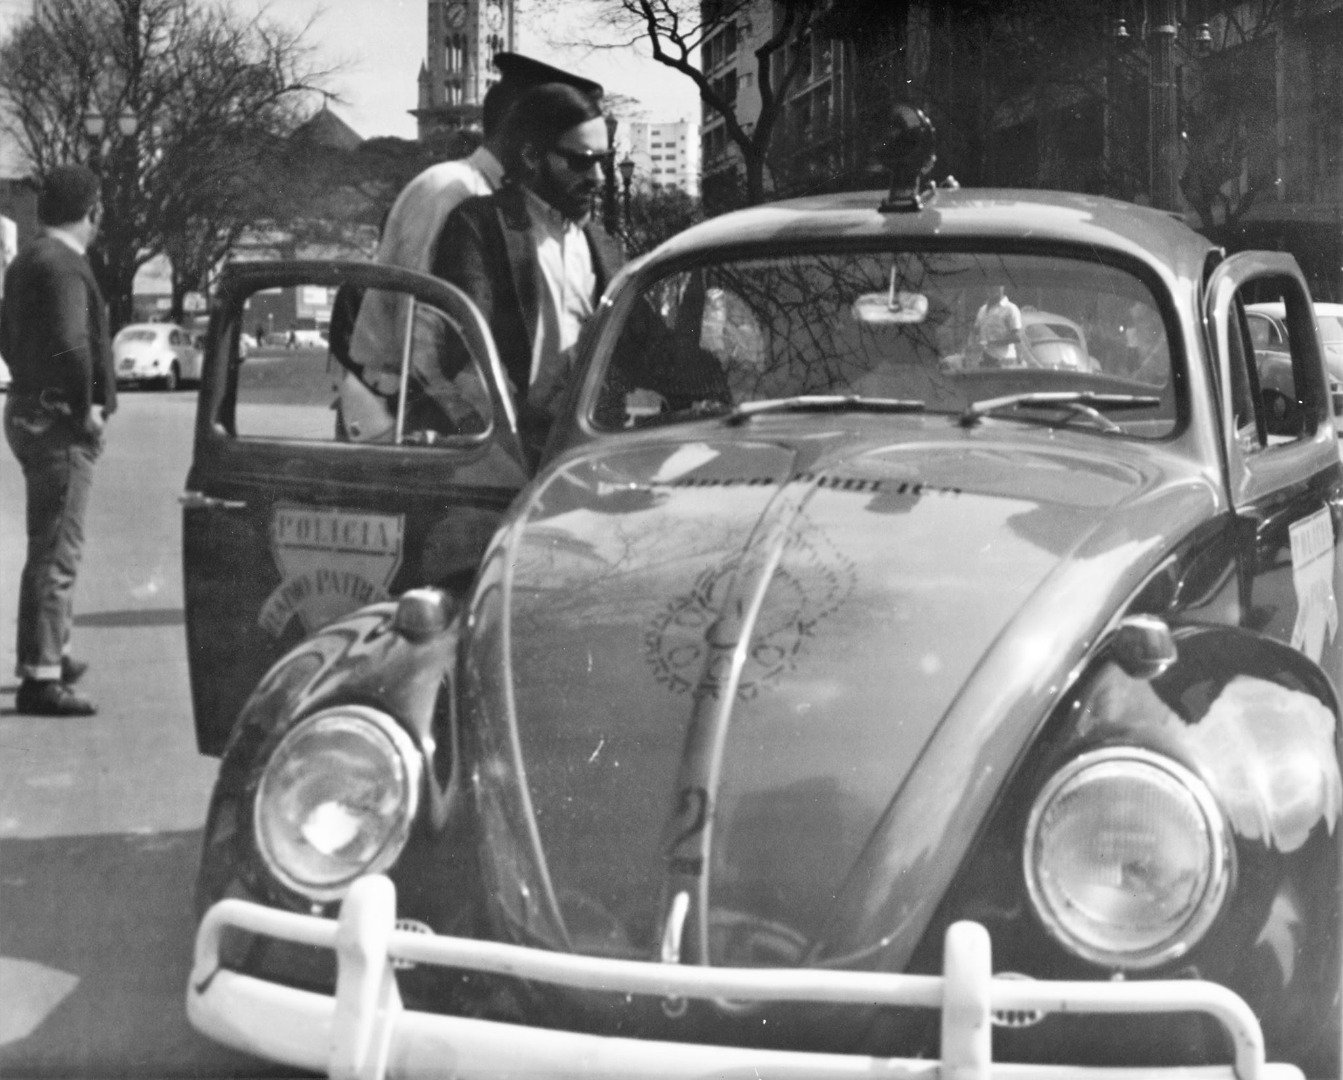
left=444, top=33, right=465, bottom=74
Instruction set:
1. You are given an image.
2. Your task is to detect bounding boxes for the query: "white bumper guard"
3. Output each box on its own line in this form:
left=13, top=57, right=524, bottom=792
left=188, top=875, right=1303, bottom=1080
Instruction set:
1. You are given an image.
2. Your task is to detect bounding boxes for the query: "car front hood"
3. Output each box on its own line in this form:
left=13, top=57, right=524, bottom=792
left=463, top=425, right=1217, bottom=968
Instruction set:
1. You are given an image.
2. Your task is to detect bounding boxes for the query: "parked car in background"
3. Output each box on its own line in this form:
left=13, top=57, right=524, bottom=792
left=1247, top=300, right=1343, bottom=418
left=941, top=308, right=1099, bottom=372
left=184, top=110, right=1343, bottom=1078
left=1019, top=307, right=1100, bottom=370
left=0, top=350, right=9, bottom=391
left=287, top=316, right=328, bottom=348
left=112, top=321, right=201, bottom=390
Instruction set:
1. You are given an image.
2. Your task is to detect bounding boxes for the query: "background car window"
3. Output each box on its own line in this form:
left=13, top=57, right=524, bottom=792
left=231, top=284, right=492, bottom=444
left=597, top=252, right=1176, bottom=437
left=1247, top=312, right=1282, bottom=350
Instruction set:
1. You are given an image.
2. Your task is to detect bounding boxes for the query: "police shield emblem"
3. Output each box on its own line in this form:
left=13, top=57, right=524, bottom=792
left=259, top=505, right=406, bottom=637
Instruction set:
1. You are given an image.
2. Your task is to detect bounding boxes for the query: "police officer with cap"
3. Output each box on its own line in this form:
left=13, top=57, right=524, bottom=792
left=337, top=52, right=603, bottom=439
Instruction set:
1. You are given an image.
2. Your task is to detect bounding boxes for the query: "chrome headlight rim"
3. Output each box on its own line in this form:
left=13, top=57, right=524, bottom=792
left=253, top=705, right=423, bottom=903
left=1023, top=745, right=1231, bottom=971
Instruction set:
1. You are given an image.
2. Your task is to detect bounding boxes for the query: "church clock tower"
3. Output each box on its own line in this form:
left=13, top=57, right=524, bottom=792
left=415, top=0, right=515, bottom=142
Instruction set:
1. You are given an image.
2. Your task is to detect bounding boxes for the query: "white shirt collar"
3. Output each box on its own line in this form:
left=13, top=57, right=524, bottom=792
left=45, top=224, right=87, bottom=255
left=469, top=145, right=505, bottom=190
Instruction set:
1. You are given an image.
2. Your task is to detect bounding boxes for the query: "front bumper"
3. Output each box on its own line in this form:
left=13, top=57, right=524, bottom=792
left=188, top=875, right=1302, bottom=1080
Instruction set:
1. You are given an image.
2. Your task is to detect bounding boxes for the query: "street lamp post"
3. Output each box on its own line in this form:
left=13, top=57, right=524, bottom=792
left=1149, top=0, right=1179, bottom=212
left=602, top=113, right=619, bottom=235
left=618, top=156, right=635, bottom=233
left=1111, top=10, right=1213, bottom=213
left=83, top=110, right=106, bottom=167
left=81, top=106, right=139, bottom=329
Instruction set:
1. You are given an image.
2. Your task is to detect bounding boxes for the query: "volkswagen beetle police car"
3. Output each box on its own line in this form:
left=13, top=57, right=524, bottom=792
left=183, top=109, right=1343, bottom=1078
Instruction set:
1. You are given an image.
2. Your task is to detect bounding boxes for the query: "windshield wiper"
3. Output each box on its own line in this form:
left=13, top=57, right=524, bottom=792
left=726, top=395, right=926, bottom=425
left=959, top=391, right=1161, bottom=432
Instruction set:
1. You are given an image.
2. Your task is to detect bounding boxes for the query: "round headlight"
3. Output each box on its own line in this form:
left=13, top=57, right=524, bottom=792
left=254, top=706, right=422, bottom=902
left=1024, top=747, right=1230, bottom=970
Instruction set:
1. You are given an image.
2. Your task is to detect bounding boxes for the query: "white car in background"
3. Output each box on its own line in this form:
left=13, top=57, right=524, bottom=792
left=1019, top=308, right=1100, bottom=371
left=0, top=350, right=10, bottom=391
left=1246, top=300, right=1343, bottom=416
left=112, top=322, right=202, bottom=391
left=1246, top=300, right=1343, bottom=372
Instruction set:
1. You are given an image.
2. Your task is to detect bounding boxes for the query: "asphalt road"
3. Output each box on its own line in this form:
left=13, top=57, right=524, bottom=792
left=0, top=390, right=286, bottom=1077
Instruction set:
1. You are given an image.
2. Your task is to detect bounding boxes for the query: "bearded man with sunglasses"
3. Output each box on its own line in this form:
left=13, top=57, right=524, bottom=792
left=431, top=82, right=624, bottom=458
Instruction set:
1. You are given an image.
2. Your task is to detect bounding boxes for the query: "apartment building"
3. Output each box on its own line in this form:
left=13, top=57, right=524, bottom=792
left=627, top=119, right=699, bottom=196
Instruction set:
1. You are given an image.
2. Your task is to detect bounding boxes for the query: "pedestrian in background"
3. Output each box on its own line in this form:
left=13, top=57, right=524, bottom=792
left=971, top=283, right=1023, bottom=366
left=1, top=164, right=116, bottom=716
left=431, top=82, right=623, bottom=458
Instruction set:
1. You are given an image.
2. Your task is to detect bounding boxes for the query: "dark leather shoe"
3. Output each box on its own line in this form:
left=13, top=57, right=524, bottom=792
left=60, top=657, right=88, bottom=684
left=15, top=680, right=97, bottom=716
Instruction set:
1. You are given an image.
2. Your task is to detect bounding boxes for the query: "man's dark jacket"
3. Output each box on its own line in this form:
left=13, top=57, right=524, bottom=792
left=430, top=183, right=624, bottom=397
left=0, top=234, right=116, bottom=424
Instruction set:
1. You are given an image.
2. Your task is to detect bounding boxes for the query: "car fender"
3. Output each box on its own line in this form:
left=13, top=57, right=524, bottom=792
left=1079, top=623, right=1342, bottom=856
left=195, top=599, right=462, bottom=915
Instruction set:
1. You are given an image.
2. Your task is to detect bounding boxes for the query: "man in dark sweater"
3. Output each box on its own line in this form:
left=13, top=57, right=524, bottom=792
left=1, top=164, right=116, bottom=715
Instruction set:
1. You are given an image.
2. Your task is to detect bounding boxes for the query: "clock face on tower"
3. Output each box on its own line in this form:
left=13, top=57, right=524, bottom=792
left=486, top=2, right=504, bottom=30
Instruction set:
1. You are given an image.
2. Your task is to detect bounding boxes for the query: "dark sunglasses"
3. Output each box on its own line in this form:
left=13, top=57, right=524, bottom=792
left=549, top=146, right=611, bottom=173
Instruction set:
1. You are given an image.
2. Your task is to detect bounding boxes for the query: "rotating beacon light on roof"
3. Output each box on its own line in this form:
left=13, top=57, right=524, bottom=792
left=879, top=104, right=939, bottom=213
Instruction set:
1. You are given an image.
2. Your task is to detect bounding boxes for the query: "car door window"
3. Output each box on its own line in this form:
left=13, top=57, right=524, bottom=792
left=1236, top=276, right=1323, bottom=448
left=230, top=281, right=494, bottom=445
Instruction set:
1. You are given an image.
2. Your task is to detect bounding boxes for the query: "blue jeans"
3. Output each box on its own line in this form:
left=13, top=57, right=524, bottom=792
left=4, top=396, right=101, bottom=680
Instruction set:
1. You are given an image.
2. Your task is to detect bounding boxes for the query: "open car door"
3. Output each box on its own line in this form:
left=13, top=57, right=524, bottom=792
left=182, top=261, right=529, bottom=755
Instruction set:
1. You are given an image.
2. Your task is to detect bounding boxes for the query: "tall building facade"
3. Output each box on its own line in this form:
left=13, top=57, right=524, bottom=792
left=699, top=0, right=1343, bottom=295
left=415, top=0, right=515, bottom=141
left=627, top=119, right=699, bottom=197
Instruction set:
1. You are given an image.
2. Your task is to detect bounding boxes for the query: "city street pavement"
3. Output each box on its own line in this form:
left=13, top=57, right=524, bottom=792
left=0, top=392, right=287, bottom=1077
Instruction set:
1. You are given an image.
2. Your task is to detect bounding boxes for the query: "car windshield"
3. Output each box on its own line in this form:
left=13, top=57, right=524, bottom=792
left=116, top=329, right=157, bottom=343
left=594, top=250, right=1177, bottom=438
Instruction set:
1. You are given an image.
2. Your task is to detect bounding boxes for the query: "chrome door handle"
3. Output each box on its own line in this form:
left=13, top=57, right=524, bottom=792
left=179, top=491, right=248, bottom=511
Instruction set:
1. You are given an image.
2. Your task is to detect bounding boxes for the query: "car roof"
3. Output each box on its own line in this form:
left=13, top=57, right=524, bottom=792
left=644, top=188, right=1215, bottom=283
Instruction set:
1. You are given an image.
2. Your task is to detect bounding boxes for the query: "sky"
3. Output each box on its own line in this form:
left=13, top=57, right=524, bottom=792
left=237, top=0, right=702, bottom=143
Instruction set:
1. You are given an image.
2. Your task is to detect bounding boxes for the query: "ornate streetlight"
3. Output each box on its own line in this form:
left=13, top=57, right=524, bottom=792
left=1111, top=8, right=1214, bottom=212
left=83, top=110, right=106, bottom=166
left=81, top=106, right=140, bottom=328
